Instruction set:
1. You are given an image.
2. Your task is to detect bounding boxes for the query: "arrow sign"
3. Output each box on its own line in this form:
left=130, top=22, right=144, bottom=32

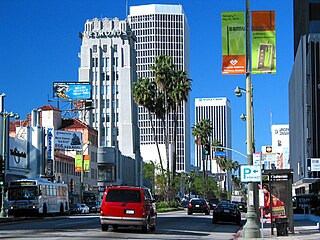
left=240, top=165, right=261, bottom=182
left=214, top=152, right=226, bottom=157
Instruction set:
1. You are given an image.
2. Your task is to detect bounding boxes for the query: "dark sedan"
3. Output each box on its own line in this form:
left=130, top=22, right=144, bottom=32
left=187, top=198, right=210, bottom=215
left=212, top=202, right=241, bottom=225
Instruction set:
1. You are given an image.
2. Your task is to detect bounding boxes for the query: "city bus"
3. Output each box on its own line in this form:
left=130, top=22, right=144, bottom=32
left=7, top=178, right=69, bottom=217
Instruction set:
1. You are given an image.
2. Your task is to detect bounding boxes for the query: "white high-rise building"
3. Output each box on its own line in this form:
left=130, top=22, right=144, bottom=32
left=78, top=17, right=142, bottom=186
left=194, top=98, right=232, bottom=176
left=128, top=4, right=191, bottom=173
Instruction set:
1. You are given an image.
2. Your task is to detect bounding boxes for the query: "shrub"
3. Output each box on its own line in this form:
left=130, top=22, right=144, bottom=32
left=156, top=201, right=168, bottom=209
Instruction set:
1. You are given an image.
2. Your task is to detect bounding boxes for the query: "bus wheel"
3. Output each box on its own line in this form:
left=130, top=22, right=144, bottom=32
left=60, top=204, right=64, bottom=215
left=43, top=204, right=47, bottom=217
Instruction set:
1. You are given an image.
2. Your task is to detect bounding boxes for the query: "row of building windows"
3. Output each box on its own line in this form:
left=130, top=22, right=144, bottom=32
left=136, top=42, right=183, bottom=50
left=130, top=14, right=183, bottom=24
left=137, top=35, right=183, bottom=44
left=133, top=28, right=183, bottom=36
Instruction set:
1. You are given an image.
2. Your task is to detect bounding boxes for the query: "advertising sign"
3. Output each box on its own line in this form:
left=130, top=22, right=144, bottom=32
left=53, top=82, right=91, bottom=100
left=84, top=154, right=90, bottom=172
left=251, top=10, right=276, bottom=74
left=271, top=124, right=289, bottom=152
left=54, top=130, right=82, bottom=150
left=75, top=154, right=82, bottom=172
left=221, top=12, right=246, bottom=74
left=46, top=127, right=54, bottom=160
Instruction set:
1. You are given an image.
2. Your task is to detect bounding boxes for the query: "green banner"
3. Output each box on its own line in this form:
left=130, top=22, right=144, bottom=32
left=75, top=154, right=82, bottom=172
left=251, top=10, right=276, bottom=74
left=221, top=12, right=246, bottom=75
left=84, top=155, right=90, bottom=172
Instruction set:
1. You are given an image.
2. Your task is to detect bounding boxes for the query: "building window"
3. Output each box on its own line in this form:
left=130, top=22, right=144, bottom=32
left=93, top=45, right=97, bottom=53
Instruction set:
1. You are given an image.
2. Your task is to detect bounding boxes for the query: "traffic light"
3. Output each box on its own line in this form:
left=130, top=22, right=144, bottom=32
left=69, top=179, right=74, bottom=193
left=204, top=143, right=210, bottom=155
left=0, top=173, right=4, bottom=186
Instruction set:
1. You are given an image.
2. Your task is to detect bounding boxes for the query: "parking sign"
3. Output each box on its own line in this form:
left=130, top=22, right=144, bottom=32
left=240, top=165, right=261, bottom=182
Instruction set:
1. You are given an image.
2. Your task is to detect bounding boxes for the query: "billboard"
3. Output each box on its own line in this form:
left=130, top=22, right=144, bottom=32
left=53, top=82, right=91, bottom=100
left=251, top=10, right=276, bottom=74
left=271, top=125, right=289, bottom=151
left=221, top=12, right=246, bottom=74
left=54, top=130, right=82, bottom=150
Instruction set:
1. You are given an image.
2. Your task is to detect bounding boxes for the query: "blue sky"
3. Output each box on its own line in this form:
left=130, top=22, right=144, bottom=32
left=0, top=0, right=293, bottom=166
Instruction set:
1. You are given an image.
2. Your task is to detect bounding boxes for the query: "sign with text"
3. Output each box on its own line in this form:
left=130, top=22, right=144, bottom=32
left=251, top=10, right=276, bottom=74
left=53, top=82, right=91, bottom=100
left=240, top=165, right=261, bottom=182
left=54, top=130, right=82, bottom=150
left=221, top=12, right=246, bottom=74
left=310, top=158, right=320, bottom=171
left=214, top=151, right=226, bottom=157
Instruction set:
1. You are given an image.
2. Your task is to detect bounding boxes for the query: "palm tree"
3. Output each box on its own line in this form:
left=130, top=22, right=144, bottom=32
left=191, top=119, right=213, bottom=180
left=133, top=77, right=165, bottom=174
left=170, top=70, right=191, bottom=179
left=150, top=55, right=175, bottom=186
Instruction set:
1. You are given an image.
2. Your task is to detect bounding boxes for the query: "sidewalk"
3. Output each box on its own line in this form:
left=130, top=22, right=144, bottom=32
left=236, top=219, right=320, bottom=239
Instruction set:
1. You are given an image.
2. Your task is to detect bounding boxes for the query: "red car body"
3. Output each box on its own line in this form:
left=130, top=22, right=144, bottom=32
left=100, top=186, right=157, bottom=233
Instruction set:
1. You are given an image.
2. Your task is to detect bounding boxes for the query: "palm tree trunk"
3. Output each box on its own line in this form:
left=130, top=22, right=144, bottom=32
left=148, top=111, right=164, bottom=175
left=164, top=92, right=170, bottom=188
left=172, top=104, right=177, bottom=181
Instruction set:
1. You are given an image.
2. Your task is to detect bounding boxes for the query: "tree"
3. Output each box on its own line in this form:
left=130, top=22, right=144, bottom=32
left=169, top=70, right=191, bottom=180
left=133, top=77, right=165, bottom=174
left=150, top=55, right=175, bottom=187
left=191, top=119, right=213, bottom=198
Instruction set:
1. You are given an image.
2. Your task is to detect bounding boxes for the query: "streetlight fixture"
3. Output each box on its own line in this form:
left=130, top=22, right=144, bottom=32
left=1, top=111, right=19, bottom=218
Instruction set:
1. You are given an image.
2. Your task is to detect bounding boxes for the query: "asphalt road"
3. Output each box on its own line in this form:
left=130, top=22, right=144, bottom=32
left=0, top=210, right=242, bottom=240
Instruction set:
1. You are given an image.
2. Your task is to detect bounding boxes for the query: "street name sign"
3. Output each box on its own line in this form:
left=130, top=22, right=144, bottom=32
left=240, top=165, right=261, bottom=182
left=214, top=151, right=226, bottom=157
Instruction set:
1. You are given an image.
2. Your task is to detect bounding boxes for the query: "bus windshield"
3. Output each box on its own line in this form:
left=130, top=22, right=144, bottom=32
left=8, top=186, right=38, bottom=200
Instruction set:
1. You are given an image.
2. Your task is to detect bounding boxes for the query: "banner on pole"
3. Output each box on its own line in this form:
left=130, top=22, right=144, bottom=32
left=221, top=12, right=246, bottom=75
left=83, top=154, right=90, bottom=172
left=251, top=10, right=276, bottom=74
left=75, top=154, right=82, bottom=172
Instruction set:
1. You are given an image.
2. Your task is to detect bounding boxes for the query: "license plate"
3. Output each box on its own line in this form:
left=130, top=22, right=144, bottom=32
left=196, top=205, right=200, bottom=207
left=224, top=209, right=230, bottom=213
left=125, top=210, right=134, bottom=214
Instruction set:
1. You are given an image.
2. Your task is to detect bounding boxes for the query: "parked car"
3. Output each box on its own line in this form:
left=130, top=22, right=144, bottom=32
left=100, top=186, right=157, bottom=233
left=212, top=202, right=241, bottom=225
left=77, top=203, right=90, bottom=214
left=187, top=198, right=210, bottom=215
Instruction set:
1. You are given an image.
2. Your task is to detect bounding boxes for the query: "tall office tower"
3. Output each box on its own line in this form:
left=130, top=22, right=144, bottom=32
left=294, top=0, right=320, bottom=55
left=194, top=98, right=232, bottom=177
left=128, top=4, right=191, bottom=172
left=289, top=0, right=320, bottom=194
left=78, top=17, right=142, bottom=186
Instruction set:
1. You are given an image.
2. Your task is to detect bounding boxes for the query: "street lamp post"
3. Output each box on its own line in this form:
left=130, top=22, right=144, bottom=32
left=0, top=110, right=19, bottom=218
left=79, top=141, right=91, bottom=203
left=241, top=0, right=260, bottom=238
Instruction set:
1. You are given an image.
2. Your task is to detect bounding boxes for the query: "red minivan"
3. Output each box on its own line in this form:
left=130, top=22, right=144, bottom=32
left=100, top=186, right=157, bottom=233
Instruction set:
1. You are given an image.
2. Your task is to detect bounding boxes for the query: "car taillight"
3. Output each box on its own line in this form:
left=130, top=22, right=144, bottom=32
left=142, top=205, right=146, bottom=217
left=188, top=203, right=192, bottom=208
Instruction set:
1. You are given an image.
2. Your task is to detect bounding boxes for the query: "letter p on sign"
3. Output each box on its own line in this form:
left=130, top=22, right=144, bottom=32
left=240, top=165, right=261, bottom=182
